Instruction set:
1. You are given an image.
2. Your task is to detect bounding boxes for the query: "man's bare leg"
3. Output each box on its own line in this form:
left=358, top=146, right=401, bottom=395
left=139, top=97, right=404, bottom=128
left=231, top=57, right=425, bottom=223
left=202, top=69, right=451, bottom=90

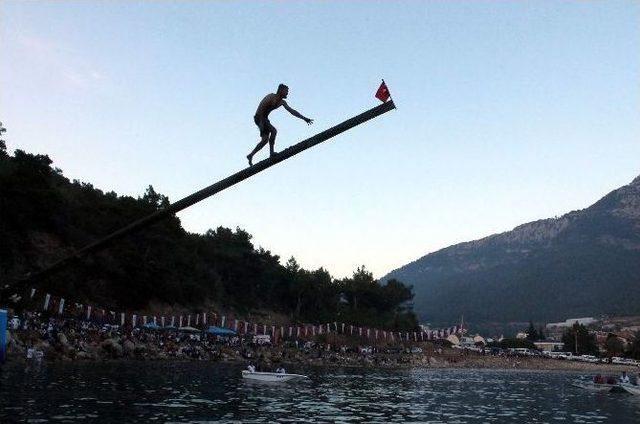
left=247, top=135, right=269, bottom=166
left=269, top=129, right=277, bottom=157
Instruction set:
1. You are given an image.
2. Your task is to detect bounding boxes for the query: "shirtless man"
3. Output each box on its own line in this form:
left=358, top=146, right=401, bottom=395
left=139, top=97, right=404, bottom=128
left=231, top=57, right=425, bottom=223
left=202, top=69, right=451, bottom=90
left=247, top=84, right=313, bottom=166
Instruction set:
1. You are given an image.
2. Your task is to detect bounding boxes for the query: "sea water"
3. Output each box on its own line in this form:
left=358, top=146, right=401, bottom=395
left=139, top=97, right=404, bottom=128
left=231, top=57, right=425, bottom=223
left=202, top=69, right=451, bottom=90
left=1, top=362, right=639, bottom=423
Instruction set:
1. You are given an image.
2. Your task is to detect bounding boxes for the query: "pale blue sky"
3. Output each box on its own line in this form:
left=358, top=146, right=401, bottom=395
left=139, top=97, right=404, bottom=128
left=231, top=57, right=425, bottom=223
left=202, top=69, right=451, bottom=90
left=1, top=1, right=639, bottom=278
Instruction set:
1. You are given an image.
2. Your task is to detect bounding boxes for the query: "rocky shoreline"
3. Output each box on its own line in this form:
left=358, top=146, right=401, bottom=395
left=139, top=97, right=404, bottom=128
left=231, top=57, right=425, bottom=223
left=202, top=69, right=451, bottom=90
left=7, top=330, right=639, bottom=375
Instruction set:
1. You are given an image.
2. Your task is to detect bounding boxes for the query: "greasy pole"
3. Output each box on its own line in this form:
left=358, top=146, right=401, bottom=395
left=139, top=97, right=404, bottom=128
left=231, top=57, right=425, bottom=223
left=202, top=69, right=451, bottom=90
left=11, top=100, right=396, bottom=288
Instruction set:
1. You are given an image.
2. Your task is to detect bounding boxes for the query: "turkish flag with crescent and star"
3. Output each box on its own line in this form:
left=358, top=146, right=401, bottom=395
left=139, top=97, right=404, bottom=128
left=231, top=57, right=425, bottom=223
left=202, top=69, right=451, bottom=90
left=375, top=80, right=391, bottom=102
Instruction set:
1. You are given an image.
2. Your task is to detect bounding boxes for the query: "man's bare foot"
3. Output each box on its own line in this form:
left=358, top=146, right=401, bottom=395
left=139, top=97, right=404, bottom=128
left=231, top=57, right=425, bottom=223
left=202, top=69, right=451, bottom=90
left=247, top=154, right=253, bottom=166
left=270, top=151, right=277, bottom=157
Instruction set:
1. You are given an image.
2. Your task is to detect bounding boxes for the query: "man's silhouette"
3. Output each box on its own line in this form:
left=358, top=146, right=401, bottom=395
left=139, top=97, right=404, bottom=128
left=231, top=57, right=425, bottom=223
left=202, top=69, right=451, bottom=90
left=247, top=84, right=313, bottom=166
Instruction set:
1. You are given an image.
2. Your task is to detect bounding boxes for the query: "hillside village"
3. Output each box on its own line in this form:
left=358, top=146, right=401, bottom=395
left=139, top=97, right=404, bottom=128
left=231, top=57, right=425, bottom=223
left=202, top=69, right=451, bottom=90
left=437, top=315, right=640, bottom=364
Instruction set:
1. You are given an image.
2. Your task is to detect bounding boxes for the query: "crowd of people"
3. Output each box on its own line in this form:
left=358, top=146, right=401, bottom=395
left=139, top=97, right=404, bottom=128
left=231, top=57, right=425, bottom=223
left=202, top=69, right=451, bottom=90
left=6, top=310, right=438, bottom=366
left=8, top=311, right=246, bottom=361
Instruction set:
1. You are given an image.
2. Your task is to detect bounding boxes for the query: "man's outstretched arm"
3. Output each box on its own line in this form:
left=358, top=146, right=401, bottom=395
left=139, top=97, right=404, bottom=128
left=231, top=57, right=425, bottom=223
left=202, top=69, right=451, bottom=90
left=282, top=101, right=313, bottom=125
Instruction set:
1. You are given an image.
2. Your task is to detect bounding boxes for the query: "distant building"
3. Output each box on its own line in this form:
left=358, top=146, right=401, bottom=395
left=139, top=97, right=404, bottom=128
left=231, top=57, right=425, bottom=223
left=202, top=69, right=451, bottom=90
left=544, top=317, right=599, bottom=341
left=534, top=341, right=564, bottom=352
left=546, top=317, right=598, bottom=329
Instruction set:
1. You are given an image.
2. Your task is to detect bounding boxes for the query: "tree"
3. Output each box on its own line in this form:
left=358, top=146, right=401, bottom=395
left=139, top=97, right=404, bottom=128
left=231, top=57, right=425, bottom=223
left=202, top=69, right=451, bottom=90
left=0, top=121, right=6, bottom=155
left=141, top=185, right=169, bottom=209
left=605, top=335, right=625, bottom=358
left=285, top=256, right=300, bottom=274
left=537, top=325, right=546, bottom=341
left=629, top=332, right=640, bottom=360
left=561, top=323, right=598, bottom=355
left=526, top=321, right=539, bottom=341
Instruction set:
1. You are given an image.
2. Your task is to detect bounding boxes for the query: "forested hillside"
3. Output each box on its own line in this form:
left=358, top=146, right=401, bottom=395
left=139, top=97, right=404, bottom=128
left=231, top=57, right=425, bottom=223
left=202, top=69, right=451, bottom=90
left=0, top=142, right=417, bottom=330
left=383, top=174, right=640, bottom=327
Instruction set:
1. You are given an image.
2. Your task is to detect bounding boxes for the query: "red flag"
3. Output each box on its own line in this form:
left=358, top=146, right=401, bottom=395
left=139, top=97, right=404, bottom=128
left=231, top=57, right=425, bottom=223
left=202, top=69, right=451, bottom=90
left=375, top=81, right=391, bottom=102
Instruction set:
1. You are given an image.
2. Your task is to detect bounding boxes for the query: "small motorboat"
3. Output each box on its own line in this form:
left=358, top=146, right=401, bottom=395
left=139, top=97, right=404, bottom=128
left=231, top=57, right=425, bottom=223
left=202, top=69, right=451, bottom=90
left=620, top=383, right=640, bottom=395
left=572, top=379, right=621, bottom=393
left=241, top=370, right=308, bottom=382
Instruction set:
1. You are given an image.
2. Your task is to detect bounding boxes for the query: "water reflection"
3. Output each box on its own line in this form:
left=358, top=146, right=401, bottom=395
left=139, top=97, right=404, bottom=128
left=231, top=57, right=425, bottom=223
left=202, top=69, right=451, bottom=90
left=1, top=362, right=639, bottom=423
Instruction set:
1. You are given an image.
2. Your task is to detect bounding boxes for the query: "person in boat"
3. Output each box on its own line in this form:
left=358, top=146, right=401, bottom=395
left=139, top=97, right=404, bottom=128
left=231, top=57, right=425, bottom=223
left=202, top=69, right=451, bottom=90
left=620, top=371, right=630, bottom=384
left=246, top=84, right=313, bottom=166
left=247, top=363, right=256, bottom=373
left=275, top=366, right=286, bottom=374
left=256, top=354, right=266, bottom=372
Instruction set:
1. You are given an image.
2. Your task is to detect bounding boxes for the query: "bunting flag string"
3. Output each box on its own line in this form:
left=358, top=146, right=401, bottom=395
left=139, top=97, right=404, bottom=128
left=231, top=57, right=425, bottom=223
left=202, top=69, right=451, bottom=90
left=18, top=286, right=465, bottom=344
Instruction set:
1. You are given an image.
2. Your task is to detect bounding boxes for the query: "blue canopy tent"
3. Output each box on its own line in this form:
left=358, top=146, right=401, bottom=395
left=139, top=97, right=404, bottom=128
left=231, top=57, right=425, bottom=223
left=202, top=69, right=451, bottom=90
left=207, top=326, right=237, bottom=336
left=143, top=322, right=161, bottom=330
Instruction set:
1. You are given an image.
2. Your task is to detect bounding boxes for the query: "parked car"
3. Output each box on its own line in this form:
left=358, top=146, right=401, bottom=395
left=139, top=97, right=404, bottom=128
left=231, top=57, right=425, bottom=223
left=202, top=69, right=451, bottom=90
left=556, top=352, right=574, bottom=360
left=612, top=357, right=639, bottom=366
left=577, top=355, right=599, bottom=363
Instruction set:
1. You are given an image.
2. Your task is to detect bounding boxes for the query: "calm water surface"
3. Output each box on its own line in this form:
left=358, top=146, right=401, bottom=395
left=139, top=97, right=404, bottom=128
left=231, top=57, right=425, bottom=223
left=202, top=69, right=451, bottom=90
left=1, top=362, right=639, bottom=423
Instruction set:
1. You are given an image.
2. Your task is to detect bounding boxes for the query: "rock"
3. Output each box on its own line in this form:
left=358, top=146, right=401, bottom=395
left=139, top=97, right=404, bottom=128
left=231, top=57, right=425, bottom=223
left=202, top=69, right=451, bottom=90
left=100, top=338, right=123, bottom=358
left=123, top=340, right=136, bottom=356
left=57, top=333, right=69, bottom=347
left=35, top=341, right=50, bottom=351
left=76, top=351, right=94, bottom=360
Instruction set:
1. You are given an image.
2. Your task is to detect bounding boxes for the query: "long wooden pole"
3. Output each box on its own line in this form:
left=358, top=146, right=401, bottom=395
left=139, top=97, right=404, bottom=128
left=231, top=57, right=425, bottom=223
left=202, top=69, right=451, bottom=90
left=7, top=100, right=396, bottom=288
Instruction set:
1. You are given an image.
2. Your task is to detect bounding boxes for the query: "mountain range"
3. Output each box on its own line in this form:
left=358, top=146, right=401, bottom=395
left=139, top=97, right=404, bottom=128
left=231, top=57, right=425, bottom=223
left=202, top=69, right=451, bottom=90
left=382, top=175, right=640, bottom=329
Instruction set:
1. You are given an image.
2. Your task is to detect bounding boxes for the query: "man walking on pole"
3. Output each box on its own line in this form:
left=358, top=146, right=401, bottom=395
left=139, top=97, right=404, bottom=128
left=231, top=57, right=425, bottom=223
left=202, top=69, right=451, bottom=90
left=247, top=84, right=313, bottom=166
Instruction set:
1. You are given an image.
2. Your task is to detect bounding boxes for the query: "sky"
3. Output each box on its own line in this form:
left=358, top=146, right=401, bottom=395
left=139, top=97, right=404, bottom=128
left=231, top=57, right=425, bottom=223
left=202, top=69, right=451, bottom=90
left=1, top=1, right=639, bottom=279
